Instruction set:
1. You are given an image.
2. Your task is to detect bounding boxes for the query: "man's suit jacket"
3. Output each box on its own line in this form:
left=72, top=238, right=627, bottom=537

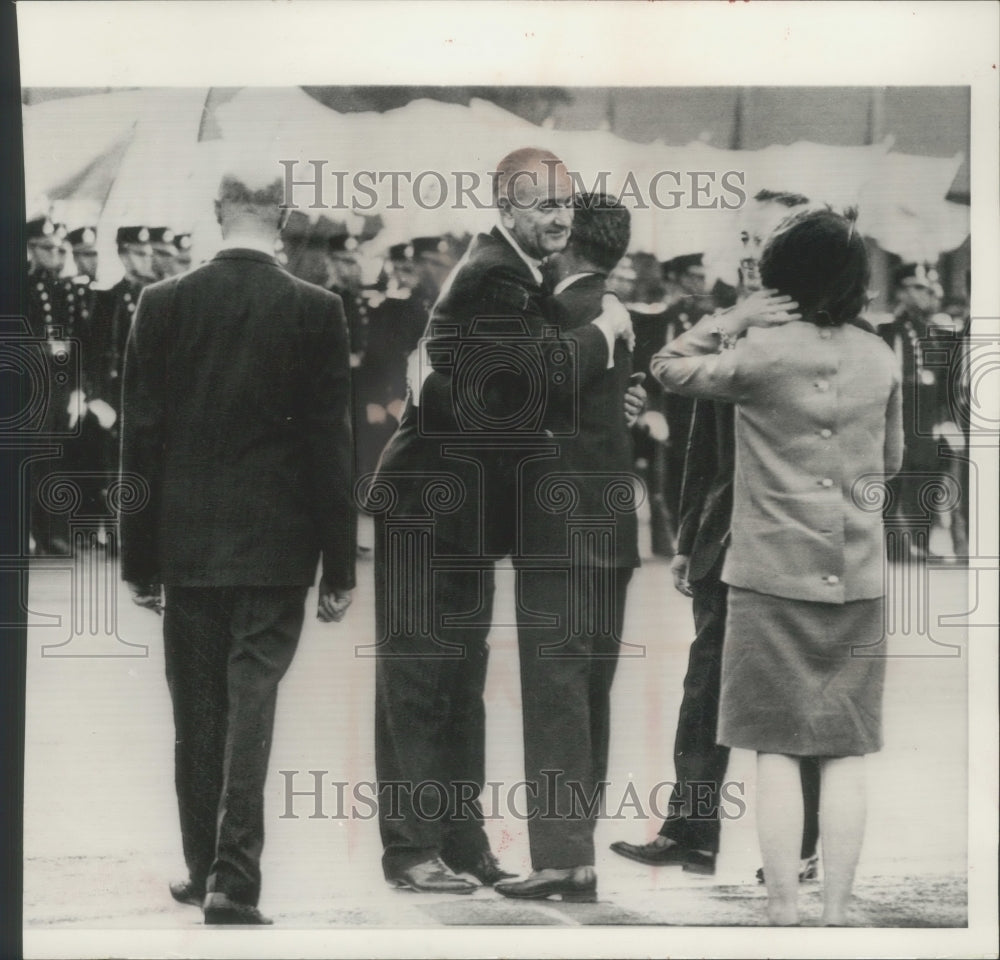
left=120, top=248, right=356, bottom=589
left=653, top=317, right=903, bottom=603
left=674, top=398, right=734, bottom=585
left=371, top=228, right=607, bottom=558
left=517, top=272, right=639, bottom=568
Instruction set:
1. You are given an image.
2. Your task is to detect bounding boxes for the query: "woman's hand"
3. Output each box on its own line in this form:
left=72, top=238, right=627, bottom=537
left=726, top=289, right=801, bottom=334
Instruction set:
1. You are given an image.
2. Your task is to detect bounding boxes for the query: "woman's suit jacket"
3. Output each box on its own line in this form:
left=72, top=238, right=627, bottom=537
left=651, top=317, right=903, bottom=604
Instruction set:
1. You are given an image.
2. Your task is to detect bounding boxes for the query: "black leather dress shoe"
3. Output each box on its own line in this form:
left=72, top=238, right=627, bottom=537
left=169, top=879, right=205, bottom=907
left=203, top=892, right=273, bottom=925
left=681, top=850, right=717, bottom=875
left=387, top=857, right=477, bottom=894
left=451, top=851, right=518, bottom=886
left=495, top=866, right=597, bottom=903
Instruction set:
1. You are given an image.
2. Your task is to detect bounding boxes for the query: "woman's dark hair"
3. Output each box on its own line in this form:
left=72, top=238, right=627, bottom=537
left=758, top=207, right=870, bottom=326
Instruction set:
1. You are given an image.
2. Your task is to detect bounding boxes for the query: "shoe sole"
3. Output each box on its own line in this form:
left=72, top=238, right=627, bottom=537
left=681, top=862, right=717, bottom=876
left=203, top=911, right=272, bottom=925
left=390, top=879, right=476, bottom=895
left=497, top=889, right=598, bottom=903
left=171, top=892, right=204, bottom=907
left=609, top=846, right=687, bottom=868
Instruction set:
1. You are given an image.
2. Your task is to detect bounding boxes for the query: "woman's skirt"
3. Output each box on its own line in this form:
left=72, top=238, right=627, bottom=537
left=717, top=586, right=886, bottom=757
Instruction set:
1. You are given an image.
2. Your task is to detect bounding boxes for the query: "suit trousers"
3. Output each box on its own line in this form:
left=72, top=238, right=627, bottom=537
left=658, top=570, right=820, bottom=857
left=516, top=565, right=632, bottom=870
left=163, top=585, right=307, bottom=905
left=374, top=516, right=494, bottom=876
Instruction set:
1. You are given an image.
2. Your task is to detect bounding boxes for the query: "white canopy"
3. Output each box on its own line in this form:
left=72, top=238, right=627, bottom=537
left=23, top=86, right=969, bottom=284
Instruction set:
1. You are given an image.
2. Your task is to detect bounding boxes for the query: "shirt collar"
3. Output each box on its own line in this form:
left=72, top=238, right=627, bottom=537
left=218, top=234, right=278, bottom=257
left=552, top=272, right=596, bottom=296
left=495, top=222, right=544, bottom=285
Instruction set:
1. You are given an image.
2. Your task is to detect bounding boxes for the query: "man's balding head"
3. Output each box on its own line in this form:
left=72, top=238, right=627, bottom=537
left=494, top=147, right=574, bottom=260
left=214, top=162, right=288, bottom=238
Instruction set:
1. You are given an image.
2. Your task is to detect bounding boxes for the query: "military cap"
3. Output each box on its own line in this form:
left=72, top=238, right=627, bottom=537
left=893, top=262, right=936, bottom=289
left=173, top=233, right=193, bottom=252
left=26, top=216, right=66, bottom=243
left=388, top=242, right=414, bottom=262
left=116, top=226, right=152, bottom=247
left=662, top=252, right=704, bottom=278
left=148, top=227, right=176, bottom=246
left=411, top=236, right=450, bottom=259
left=66, top=226, right=98, bottom=251
left=328, top=234, right=360, bottom=255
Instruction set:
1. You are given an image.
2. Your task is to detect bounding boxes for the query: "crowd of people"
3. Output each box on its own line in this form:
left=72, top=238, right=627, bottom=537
left=24, top=141, right=972, bottom=927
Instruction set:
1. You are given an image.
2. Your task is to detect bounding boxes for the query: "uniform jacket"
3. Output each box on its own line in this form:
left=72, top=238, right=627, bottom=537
left=120, top=248, right=356, bottom=589
left=652, top=317, right=903, bottom=603
left=86, top=276, right=146, bottom=411
left=371, top=227, right=607, bottom=558
left=518, top=272, right=640, bottom=569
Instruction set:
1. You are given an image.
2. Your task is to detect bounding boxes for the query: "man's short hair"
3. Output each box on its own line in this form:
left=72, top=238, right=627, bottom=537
left=568, top=193, right=631, bottom=274
left=493, top=147, right=565, bottom=206
left=753, top=188, right=811, bottom=208
left=217, top=173, right=284, bottom=209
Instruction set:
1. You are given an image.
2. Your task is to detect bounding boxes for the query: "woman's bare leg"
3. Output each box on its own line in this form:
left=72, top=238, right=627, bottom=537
left=756, top=752, right=803, bottom=925
left=819, top=755, right=867, bottom=925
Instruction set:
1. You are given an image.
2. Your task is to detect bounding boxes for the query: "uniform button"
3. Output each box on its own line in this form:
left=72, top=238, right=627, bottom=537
left=820, top=478, right=834, bottom=488
left=819, top=329, right=832, bottom=339
left=825, top=575, right=840, bottom=585
left=820, top=428, right=833, bottom=439
left=816, top=379, right=829, bottom=391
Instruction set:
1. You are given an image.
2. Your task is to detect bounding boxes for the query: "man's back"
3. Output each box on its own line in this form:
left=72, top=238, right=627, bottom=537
left=121, top=248, right=354, bottom=588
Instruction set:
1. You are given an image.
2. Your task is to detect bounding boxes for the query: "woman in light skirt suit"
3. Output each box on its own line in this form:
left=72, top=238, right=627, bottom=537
left=651, top=208, right=903, bottom=925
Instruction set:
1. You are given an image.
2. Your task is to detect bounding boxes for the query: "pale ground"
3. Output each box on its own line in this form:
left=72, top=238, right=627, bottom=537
left=22, top=518, right=971, bottom=943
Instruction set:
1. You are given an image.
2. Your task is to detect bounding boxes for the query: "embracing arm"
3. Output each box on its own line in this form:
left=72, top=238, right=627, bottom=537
left=650, top=289, right=799, bottom=402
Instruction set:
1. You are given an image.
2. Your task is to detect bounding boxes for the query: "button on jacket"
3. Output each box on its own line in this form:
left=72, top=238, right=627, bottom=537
left=651, top=318, right=903, bottom=603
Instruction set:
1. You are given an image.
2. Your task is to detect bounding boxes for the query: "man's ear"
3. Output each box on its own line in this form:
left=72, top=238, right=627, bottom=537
left=277, top=207, right=291, bottom=232
left=497, top=199, right=515, bottom=230
left=213, top=199, right=223, bottom=226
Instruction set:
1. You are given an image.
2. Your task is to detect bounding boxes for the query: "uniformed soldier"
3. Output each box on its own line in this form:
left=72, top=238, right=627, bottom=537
left=26, top=216, right=75, bottom=554
left=325, top=233, right=369, bottom=360
left=356, top=240, right=440, bottom=478
left=172, top=232, right=193, bottom=274
left=64, top=226, right=99, bottom=330
left=879, top=262, right=953, bottom=559
left=84, top=226, right=156, bottom=530
left=148, top=226, right=179, bottom=280
left=60, top=225, right=108, bottom=533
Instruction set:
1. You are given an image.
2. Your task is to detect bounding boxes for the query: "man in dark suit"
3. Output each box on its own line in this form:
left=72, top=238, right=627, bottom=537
left=120, top=165, right=355, bottom=925
left=495, top=193, right=640, bottom=903
left=610, top=189, right=821, bottom=879
left=369, top=149, right=632, bottom=895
